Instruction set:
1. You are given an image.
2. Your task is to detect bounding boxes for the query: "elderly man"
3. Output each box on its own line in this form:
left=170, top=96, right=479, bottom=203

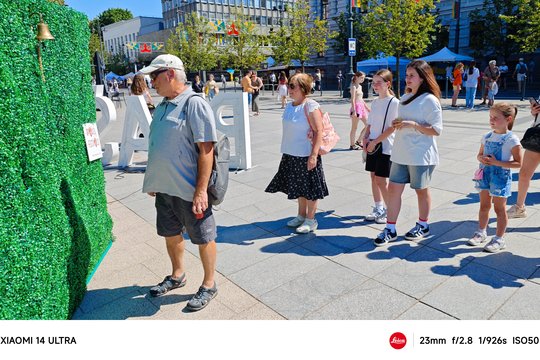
left=140, top=54, right=218, bottom=311
left=480, top=60, right=499, bottom=105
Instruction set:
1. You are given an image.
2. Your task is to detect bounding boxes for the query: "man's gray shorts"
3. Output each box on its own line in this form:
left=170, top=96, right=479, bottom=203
left=155, top=193, right=217, bottom=245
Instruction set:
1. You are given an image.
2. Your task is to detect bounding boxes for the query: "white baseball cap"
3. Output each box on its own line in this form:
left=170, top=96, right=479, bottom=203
left=139, top=54, right=184, bottom=74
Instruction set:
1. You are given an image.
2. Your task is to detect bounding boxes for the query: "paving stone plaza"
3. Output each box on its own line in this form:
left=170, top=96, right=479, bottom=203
left=73, top=89, right=540, bottom=320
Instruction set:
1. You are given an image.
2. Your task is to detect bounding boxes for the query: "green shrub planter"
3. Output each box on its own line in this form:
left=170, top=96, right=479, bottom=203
left=0, top=0, right=113, bottom=319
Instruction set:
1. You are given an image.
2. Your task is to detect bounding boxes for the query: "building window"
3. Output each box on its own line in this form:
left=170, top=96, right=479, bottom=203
left=261, top=16, right=267, bottom=25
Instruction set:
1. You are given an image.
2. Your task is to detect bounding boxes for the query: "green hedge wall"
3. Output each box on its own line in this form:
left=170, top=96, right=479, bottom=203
left=0, top=0, right=113, bottom=319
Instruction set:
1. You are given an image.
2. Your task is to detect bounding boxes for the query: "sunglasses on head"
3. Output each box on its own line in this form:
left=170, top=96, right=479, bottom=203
left=150, top=68, right=168, bottom=81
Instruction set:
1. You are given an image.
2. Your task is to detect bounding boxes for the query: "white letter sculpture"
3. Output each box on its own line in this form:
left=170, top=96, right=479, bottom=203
left=209, top=92, right=252, bottom=170
left=117, top=95, right=152, bottom=168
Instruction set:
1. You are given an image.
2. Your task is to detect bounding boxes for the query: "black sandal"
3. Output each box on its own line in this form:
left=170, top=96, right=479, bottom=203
left=149, top=274, right=186, bottom=297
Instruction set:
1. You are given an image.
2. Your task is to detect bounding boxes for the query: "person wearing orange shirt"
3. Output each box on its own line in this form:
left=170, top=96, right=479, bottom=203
left=451, top=62, right=464, bottom=107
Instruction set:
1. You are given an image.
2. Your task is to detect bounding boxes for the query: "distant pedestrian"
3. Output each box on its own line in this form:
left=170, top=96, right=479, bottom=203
left=131, top=74, right=154, bottom=112
left=204, top=73, right=219, bottom=100
left=513, top=58, right=528, bottom=95
left=314, top=69, right=322, bottom=91
left=374, top=60, right=442, bottom=246
left=337, top=70, right=344, bottom=92
left=464, top=61, right=480, bottom=109
left=192, top=74, right=204, bottom=93
left=469, top=103, right=521, bottom=253
left=481, top=60, right=499, bottom=105
left=451, top=62, right=464, bottom=107
left=241, top=70, right=255, bottom=105
left=277, top=71, right=288, bottom=108
left=349, top=71, right=369, bottom=150
left=498, top=62, right=508, bottom=90
left=251, top=71, right=263, bottom=116
left=221, top=74, right=227, bottom=90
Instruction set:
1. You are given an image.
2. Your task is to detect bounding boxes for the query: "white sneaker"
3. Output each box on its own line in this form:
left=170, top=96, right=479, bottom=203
left=287, top=216, right=305, bottom=228
left=374, top=208, right=387, bottom=224
left=467, top=231, right=488, bottom=246
left=296, top=219, right=318, bottom=234
left=507, top=204, right=527, bottom=219
left=484, top=236, right=506, bottom=253
left=365, top=207, right=384, bottom=221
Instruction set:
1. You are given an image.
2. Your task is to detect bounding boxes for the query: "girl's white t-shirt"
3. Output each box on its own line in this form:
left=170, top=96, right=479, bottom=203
left=367, top=96, right=399, bottom=155
left=391, top=92, right=443, bottom=166
left=280, top=100, right=320, bottom=157
left=464, top=67, right=480, bottom=88
left=481, top=131, right=521, bottom=161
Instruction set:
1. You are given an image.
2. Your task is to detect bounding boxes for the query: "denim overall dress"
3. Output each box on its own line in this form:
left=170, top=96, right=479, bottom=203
left=474, top=132, right=512, bottom=197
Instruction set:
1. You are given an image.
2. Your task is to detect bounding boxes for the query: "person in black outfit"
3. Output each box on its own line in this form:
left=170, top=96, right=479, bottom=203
left=192, top=74, right=204, bottom=93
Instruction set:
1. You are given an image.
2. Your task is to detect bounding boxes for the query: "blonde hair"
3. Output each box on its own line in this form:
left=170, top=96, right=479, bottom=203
left=289, top=73, right=313, bottom=96
left=491, top=102, right=518, bottom=130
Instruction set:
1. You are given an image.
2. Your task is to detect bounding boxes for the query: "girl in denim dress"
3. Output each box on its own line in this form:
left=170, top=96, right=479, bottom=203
left=469, top=103, right=522, bottom=252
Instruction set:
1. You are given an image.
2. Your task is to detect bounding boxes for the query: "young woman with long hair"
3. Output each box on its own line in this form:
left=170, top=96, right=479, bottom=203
left=374, top=60, right=443, bottom=246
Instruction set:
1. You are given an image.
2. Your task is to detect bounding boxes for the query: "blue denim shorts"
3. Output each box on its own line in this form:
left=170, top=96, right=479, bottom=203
left=475, top=166, right=512, bottom=198
left=389, top=163, right=436, bottom=189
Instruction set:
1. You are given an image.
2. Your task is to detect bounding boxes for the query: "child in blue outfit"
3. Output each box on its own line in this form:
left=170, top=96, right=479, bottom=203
left=470, top=103, right=522, bottom=252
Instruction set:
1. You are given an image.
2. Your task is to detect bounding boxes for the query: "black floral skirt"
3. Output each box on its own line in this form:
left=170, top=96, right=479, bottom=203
left=265, top=154, right=329, bottom=200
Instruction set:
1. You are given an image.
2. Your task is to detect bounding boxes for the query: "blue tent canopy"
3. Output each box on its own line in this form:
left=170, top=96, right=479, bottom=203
left=417, top=47, right=473, bottom=62
left=105, top=72, right=125, bottom=81
left=356, top=56, right=411, bottom=78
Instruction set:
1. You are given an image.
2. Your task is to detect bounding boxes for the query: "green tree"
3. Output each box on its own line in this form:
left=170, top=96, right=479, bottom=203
left=469, top=0, right=520, bottom=59
left=361, top=0, right=437, bottom=97
left=90, top=8, right=133, bottom=34
left=221, top=8, right=266, bottom=72
left=107, top=53, right=130, bottom=75
left=500, top=0, right=540, bottom=52
left=271, top=0, right=335, bottom=72
left=165, top=12, right=219, bottom=73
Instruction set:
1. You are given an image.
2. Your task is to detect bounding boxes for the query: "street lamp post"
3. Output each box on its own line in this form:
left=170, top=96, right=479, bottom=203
left=343, top=13, right=354, bottom=98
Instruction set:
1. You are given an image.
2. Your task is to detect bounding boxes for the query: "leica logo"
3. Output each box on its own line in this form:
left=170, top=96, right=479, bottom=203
left=389, top=332, right=407, bottom=349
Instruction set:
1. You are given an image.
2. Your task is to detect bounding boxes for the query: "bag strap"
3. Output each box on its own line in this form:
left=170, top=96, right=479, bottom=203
left=304, top=99, right=322, bottom=131
left=380, top=96, right=394, bottom=133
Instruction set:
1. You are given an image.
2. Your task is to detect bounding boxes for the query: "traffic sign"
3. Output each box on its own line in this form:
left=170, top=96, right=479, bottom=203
left=348, top=38, right=356, bottom=56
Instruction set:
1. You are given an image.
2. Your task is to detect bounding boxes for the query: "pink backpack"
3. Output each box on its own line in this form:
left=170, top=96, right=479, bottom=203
left=304, top=101, right=340, bottom=155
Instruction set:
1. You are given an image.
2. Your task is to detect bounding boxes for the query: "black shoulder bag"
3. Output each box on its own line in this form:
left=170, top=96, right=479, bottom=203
left=521, top=115, right=540, bottom=153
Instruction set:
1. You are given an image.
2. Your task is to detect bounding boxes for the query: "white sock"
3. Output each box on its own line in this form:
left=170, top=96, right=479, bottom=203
left=478, top=228, right=487, bottom=235
left=375, top=201, right=384, bottom=210
left=386, top=223, right=396, bottom=232
left=418, top=220, right=428, bottom=228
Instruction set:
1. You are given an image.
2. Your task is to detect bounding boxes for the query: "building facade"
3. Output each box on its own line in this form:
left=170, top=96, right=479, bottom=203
left=102, top=17, right=164, bottom=61
left=161, top=0, right=293, bottom=35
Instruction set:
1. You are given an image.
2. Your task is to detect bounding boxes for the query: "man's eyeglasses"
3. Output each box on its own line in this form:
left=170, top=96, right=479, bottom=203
left=150, top=68, right=168, bottom=81
left=287, top=83, right=296, bottom=90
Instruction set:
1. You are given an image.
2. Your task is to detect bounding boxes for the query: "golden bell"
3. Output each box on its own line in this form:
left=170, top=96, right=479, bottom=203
left=36, top=15, right=54, bottom=41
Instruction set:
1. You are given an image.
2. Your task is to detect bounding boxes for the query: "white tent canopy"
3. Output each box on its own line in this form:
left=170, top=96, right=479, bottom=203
left=417, top=47, right=473, bottom=62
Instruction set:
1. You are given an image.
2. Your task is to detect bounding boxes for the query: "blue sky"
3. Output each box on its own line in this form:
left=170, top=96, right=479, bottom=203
left=66, top=0, right=163, bottom=20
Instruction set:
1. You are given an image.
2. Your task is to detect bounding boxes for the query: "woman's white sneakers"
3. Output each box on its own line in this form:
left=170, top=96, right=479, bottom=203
left=287, top=216, right=305, bottom=228
left=296, top=219, right=318, bottom=234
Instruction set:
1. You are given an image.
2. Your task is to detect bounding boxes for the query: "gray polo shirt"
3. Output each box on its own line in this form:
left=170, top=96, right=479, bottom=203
left=142, top=88, right=217, bottom=202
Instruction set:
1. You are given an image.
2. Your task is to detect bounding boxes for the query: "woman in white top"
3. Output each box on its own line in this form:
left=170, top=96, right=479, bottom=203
left=266, top=73, right=328, bottom=234
left=349, top=72, right=370, bottom=150
left=362, top=69, right=399, bottom=224
left=464, top=61, right=480, bottom=109
left=374, top=60, right=443, bottom=246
